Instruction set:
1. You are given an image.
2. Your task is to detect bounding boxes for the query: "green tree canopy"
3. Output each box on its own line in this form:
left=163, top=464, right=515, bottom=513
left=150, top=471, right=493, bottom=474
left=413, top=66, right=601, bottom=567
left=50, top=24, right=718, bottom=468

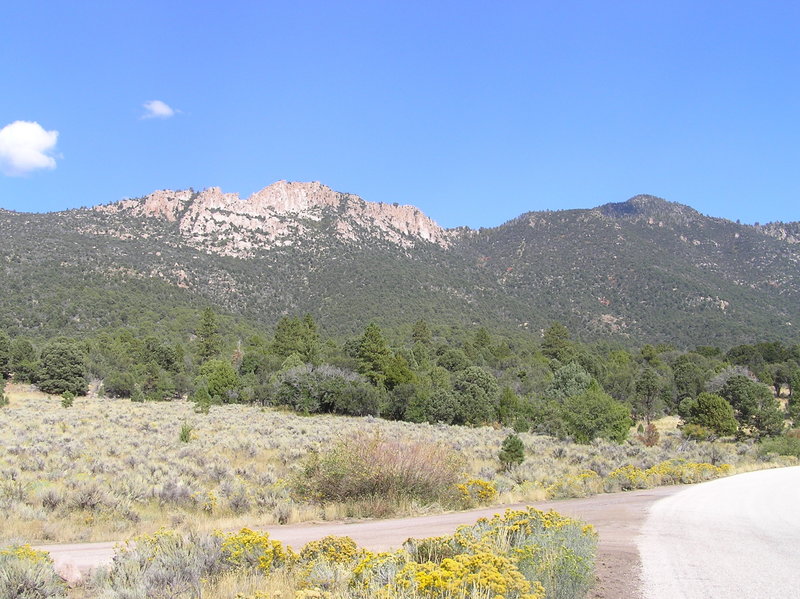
left=546, top=362, right=594, bottom=402
left=37, top=339, right=87, bottom=396
left=356, top=323, right=392, bottom=387
left=559, top=382, right=632, bottom=444
left=271, top=315, right=320, bottom=363
left=499, top=433, right=525, bottom=469
left=10, top=338, right=38, bottom=382
left=198, top=359, right=240, bottom=403
left=541, top=322, right=575, bottom=363
left=685, top=392, right=738, bottom=437
left=436, top=347, right=471, bottom=372
left=452, top=366, right=500, bottom=425
left=196, top=307, right=223, bottom=362
left=720, top=375, right=784, bottom=438
left=634, top=366, right=665, bottom=424
left=671, top=353, right=710, bottom=400
left=0, top=330, right=10, bottom=379
left=411, top=319, right=432, bottom=345
left=273, top=364, right=382, bottom=416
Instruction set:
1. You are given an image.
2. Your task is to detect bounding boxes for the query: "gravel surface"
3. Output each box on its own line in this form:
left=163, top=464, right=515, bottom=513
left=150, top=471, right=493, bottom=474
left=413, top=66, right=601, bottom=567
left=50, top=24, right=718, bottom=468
left=38, top=486, right=681, bottom=595
left=638, top=466, right=800, bottom=599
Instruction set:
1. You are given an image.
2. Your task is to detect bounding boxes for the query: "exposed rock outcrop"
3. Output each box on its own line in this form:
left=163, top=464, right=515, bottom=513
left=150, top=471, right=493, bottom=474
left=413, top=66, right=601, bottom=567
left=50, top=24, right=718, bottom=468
left=95, top=181, right=449, bottom=257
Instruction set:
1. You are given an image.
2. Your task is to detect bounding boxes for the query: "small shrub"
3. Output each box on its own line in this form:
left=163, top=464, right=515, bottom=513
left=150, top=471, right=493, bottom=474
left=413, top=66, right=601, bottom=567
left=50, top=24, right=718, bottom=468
left=61, top=391, right=74, bottom=408
left=350, top=550, right=409, bottom=594
left=637, top=423, right=660, bottom=447
left=682, top=423, right=712, bottom=441
left=0, top=390, right=8, bottom=407
left=273, top=500, right=291, bottom=524
left=546, top=471, right=603, bottom=499
left=92, top=529, right=224, bottom=599
left=39, top=488, right=64, bottom=511
left=604, top=465, right=653, bottom=491
left=69, top=481, right=110, bottom=511
left=130, top=386, right=145, bottom=403
left=0, top=545, right=67, bottom=599
left=191, top=385, right=212, bottom=414
left=759, top=434, right=800, bottom=458
left=293, top=432, right=463, bottom=506
left=403, top=535, right=458, bottom=564
left=396, top=551, right=544, bottom=599
left=300, top=536, right=359, bottom=565
left=179, top=422, right=194, bottom=443
left=499, top=433, right=525, bottom=469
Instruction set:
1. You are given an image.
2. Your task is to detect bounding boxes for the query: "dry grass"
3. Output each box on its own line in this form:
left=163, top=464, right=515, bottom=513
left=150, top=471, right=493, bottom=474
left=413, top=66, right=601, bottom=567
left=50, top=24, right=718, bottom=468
left=0, top=384, right=790, bottom=545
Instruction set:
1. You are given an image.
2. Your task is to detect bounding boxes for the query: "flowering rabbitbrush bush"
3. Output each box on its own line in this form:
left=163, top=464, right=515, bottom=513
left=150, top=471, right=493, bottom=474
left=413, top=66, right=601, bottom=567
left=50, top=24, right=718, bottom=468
left=603, top=460, right=731, bottom=492
left=455, top=478, right=498, bottom=507
left=546, top=459, right=733, bottom=497
left=222, top=528, right=297, bottom=572
left=93, top=507, right=596, bottom=599
left=395, top=551, right=544, bottom=599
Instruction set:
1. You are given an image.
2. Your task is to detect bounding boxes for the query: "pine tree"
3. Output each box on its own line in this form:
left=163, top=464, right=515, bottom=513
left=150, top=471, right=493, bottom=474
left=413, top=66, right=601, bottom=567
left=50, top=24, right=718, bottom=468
left=499, top=434, right=525, bottom=469
left=357, top=323, right=392, bottom=387
left=37, top=340, right=87, bottom=396
left=300, top=314, right=320, bottom=364
left=541, top=322, right=574, bottom=363
left=686, top=392, right=738, bottom=437
left=411, top=319, right=432, bottom=345
left=191, top=385, right=212, bottom=414
left=0, top=330, right=10, bottom=379
left=196, top=308, right=223, bottom=362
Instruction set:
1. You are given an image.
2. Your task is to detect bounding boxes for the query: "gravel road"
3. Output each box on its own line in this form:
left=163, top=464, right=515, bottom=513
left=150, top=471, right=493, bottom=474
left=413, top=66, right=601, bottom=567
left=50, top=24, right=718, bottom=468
left=37, top=468, right=799, bottom=597
left=37, top=486, right=680, bottom=596
left=638, top=466, right=800, bottom=599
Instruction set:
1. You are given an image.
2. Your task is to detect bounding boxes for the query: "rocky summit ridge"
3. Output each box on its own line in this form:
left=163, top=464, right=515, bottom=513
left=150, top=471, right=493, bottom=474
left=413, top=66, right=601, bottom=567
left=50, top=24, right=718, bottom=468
left=94, top=180, right=450, bottom=257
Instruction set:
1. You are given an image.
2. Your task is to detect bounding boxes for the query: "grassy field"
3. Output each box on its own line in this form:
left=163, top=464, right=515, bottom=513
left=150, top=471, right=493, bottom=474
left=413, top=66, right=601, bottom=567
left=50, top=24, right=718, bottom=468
left=2, top=383, right=793, bottom=546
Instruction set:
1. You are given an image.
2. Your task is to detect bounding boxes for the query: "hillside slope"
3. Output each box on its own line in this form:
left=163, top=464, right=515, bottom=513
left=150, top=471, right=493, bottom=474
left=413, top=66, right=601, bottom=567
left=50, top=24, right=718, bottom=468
left=1, top=183, right=797, bottom=345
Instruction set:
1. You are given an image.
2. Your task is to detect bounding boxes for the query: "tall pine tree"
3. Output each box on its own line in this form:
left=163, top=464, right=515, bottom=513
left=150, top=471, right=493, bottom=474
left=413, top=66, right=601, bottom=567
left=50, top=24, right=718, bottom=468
left=196, top=308, right=222, bottom=362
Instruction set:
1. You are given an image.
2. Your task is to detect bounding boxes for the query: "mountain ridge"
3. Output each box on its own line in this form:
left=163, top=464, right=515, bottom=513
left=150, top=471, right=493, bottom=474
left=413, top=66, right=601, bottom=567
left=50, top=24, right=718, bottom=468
left=1, top=181, right=797, bottom=346
left=89, top=180, right=451, bottom=257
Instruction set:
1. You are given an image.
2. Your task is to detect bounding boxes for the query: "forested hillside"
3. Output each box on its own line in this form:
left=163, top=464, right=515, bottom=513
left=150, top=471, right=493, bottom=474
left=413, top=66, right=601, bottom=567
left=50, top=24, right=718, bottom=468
left=0, top=182, right=797, bottom=346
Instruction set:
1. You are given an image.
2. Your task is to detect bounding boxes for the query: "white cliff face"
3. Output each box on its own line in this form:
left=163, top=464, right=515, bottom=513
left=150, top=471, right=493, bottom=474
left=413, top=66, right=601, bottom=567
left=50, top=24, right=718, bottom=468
left=94, top=181, right=451, bottom=257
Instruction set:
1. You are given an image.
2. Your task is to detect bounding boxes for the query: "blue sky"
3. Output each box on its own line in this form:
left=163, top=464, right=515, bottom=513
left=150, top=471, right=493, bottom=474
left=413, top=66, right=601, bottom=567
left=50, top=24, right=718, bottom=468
left=1, top=1, right=798, bottom=228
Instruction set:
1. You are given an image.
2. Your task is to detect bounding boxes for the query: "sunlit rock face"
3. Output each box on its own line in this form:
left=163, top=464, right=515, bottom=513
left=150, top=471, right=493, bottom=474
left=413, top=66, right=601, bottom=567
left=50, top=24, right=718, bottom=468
left=95, top=180, right=451, bottom=257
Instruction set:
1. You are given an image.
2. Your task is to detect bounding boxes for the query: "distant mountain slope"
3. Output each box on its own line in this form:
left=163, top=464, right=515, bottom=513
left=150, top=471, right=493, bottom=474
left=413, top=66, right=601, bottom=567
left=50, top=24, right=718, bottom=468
left=1, top=183, right=797, bottom=346
left=461, top=195, right=798, bottom=344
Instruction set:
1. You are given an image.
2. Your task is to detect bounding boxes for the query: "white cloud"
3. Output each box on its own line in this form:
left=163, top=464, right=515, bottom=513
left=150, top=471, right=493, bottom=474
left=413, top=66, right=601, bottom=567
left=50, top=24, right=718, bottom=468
left=0, top=121, right=60, bottom=177
left=142, top=100, right=177, bottom=119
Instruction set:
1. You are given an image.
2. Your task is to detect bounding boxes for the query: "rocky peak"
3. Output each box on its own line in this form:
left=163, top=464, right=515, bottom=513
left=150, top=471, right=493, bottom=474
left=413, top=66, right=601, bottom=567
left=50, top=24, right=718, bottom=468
left=248, top=180, right=343, bottom=214
left=93, top=180, right=450, bottom=256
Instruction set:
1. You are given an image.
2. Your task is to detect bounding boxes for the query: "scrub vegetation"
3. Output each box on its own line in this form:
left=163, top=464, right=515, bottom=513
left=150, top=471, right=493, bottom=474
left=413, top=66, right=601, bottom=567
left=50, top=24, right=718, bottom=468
left=6, top=507, right=597, bottom=599
left=0, top=386, right=791, bottom=546
left=2, top=316, right=799, bottom=598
